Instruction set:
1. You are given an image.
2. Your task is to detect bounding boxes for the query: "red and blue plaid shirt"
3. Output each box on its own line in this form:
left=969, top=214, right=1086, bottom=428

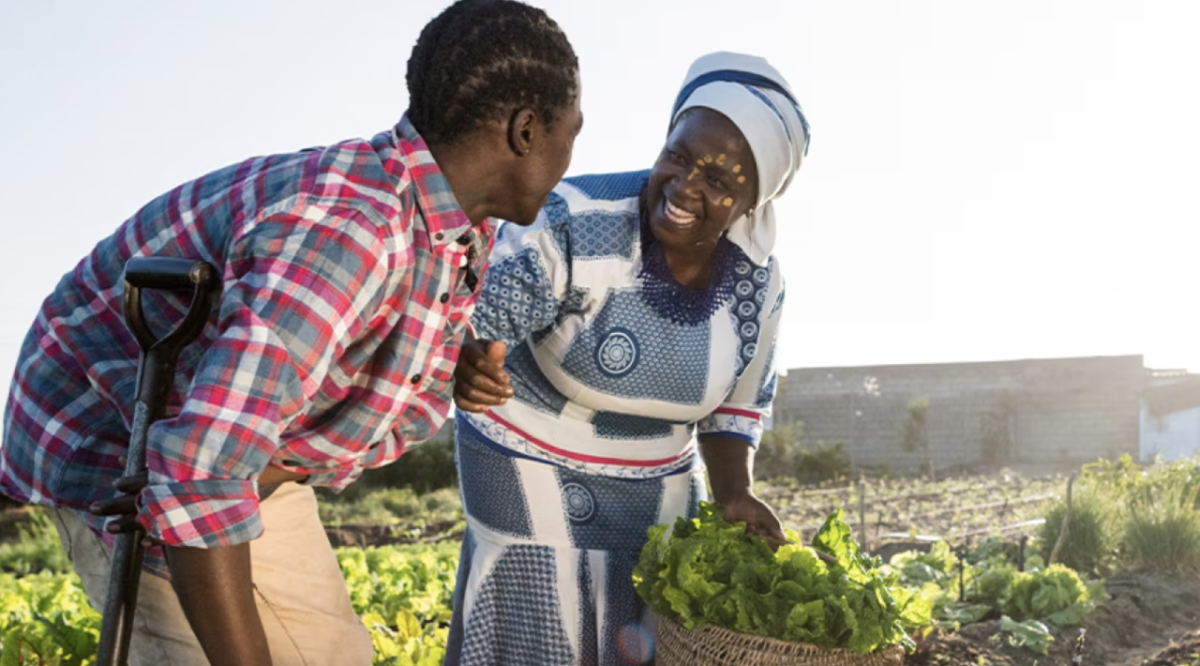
left=0, top=116, right=491, bottom=573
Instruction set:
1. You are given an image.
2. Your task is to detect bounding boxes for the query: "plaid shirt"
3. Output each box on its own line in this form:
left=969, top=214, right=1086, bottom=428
left=0, top=117, right=491, bottom=571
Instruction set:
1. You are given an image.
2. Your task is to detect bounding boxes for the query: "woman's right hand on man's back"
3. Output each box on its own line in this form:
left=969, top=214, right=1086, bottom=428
left=453, top=339, right=514, bottom=413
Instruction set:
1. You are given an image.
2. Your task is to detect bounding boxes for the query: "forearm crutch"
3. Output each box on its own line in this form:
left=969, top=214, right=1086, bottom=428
left=96, top=257, right=219, bottom=666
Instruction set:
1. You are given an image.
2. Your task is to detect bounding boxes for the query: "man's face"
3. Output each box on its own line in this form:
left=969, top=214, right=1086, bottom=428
left=504, top=75, right=584, bottom=225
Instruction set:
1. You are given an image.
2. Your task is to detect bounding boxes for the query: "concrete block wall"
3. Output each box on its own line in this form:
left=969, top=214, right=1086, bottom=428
left=772, top=355, right=1144, bottom=473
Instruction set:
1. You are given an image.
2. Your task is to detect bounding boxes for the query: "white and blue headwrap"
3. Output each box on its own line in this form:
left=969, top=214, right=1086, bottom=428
left=671, top=52, right=810, bottom=264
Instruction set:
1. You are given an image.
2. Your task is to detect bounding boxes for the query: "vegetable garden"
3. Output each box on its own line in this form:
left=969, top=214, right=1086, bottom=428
left=3, top=451, right=1200, bottom=665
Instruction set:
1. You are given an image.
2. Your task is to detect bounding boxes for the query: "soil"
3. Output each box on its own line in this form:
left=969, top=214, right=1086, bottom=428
left=908, top=571, right=1200, bottom=666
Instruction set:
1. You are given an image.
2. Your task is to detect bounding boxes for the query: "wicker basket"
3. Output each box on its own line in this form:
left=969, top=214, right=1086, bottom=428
left=655, top=618, right=905, bottom=666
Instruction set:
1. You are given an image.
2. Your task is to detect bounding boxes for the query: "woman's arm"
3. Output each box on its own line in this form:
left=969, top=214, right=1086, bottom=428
left=700, top=435, right=787, bottom=548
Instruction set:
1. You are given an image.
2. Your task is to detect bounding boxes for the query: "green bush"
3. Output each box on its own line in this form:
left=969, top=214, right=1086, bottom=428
left=0, top=508, right=71, bottom=576
left=1038, top=487, right=1116, bottom=576
left=1082, top=454, right=1145, bottom=496
left=794, top=443, right=853, bottom=485
left=1119, top=482, right=1200, bottom=578
left=324, top=435, right=458, bottom=504
left=756, top=422, right=851, bottom=485
left=755, top=422, right=804, bottom=481
left=319, top=486, right=462, bottom=528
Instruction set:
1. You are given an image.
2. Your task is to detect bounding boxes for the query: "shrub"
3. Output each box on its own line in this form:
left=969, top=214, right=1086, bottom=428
left=325, top=433, right=458, bottom=504
left=755, top=421, right=804, bottom=481
left=755, top=422, right=851, bottom=485
left=1081, top=454, right=1145, bottom=497
left=0, top=508, right=71, bottom=576
left=319, top=486, right=462, bottom=528
left=794, top=443, right=853, bottom=485
left=1119, top=481, right=1200, bottom=578
left=1038, top=487, right=1116, bottom=576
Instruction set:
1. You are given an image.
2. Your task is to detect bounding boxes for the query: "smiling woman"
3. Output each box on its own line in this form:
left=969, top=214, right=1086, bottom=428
left=445, top=52, right=811, bottom=666
left=645, top=109, right=760, bottom=289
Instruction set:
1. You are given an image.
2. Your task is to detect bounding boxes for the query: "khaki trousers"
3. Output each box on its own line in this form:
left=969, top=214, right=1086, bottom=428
left=50, top=482, right=373, bottom=666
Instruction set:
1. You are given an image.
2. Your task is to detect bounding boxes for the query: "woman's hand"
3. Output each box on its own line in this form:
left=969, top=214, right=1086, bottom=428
left=722, top=491, right=788, bottom=549
left=454, top=339, right=514, bottom=413
left=699, top=435, right=788, bottom=550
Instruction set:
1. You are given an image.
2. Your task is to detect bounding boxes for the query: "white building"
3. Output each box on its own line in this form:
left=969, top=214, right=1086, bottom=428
left=1140, top=370, right=1200, bottom=462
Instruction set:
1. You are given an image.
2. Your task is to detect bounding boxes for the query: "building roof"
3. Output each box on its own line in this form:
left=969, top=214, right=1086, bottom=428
left=1145, top=375, right=1200, bottom=416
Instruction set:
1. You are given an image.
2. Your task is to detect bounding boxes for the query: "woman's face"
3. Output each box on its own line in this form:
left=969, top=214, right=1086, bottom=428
left=645, top=108, right=759, bottom=255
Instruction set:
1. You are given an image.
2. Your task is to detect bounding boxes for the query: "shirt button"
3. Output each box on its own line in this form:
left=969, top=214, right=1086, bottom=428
left=435, top=232, right=444, bottom=241
left=411, top=374, right=422, bottom=385
left=440, top=293, right=450, bottom=304
left=456, top=235, right=470, bottom=245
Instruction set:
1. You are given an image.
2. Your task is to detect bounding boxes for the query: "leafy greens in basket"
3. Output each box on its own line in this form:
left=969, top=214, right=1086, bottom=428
left=633, top=503, right=932, bottom=654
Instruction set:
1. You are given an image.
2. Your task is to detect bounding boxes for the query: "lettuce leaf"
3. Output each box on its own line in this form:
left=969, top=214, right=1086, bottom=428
left=634, top=502, right=930, bottom=654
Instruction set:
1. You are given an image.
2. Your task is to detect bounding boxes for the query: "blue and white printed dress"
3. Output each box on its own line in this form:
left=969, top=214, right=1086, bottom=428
left=444, top=171, right=785, bottom=666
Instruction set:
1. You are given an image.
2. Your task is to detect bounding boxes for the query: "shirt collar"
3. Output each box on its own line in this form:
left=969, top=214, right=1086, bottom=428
left=384, top=115, right=486, bottom=246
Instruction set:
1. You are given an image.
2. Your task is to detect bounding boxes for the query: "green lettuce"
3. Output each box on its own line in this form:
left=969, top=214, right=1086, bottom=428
left=633, top=504, right=931, bottom=654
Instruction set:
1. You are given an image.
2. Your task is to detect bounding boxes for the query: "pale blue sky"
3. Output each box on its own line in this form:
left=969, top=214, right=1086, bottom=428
left=1, top=1, right=1197, bottom=409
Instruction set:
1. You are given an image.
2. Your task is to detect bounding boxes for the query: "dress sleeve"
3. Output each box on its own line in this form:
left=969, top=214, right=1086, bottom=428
left=695, top=265, right=785, bottom=450
left=470, top=201, right=571, bottom=347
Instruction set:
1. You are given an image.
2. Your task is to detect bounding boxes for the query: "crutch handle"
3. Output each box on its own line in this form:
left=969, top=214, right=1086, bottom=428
left=124, top=257, right=217, bottom=291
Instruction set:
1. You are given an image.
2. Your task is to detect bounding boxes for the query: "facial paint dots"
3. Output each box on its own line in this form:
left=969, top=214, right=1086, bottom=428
left=737, top=176, right=746, bottom=184
left=722, top=197, right=733, bottom=207
left=689, top=167, right=701, bottom=181
left=716, top=154, right=727, bottom=166
left=732, top=164, right=742, bottom=174
left=704, top=155, right=713, bottom=164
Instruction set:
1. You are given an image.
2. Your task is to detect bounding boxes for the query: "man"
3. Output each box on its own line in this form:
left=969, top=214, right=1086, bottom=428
left=0, top=1, right=582, bottom=664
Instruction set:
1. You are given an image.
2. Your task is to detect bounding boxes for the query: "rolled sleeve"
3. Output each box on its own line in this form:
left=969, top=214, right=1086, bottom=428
left=136, top=203, right=386, bottom=547
left=138, top=479, right=261, bottom=547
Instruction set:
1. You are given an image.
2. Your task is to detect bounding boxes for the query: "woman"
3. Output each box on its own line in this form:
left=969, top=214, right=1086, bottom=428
left=445, top=52, right=810, bottom=666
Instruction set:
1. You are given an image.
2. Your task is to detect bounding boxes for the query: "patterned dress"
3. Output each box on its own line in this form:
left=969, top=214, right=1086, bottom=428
left=444, top=171, right=784, bottom=666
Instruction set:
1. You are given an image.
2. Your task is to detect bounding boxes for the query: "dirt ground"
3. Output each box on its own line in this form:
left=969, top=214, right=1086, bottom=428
left=908, top=572, right=1200, bottom=666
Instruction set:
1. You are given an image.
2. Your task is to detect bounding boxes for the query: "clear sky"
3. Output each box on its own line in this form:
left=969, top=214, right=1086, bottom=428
left=1, top=0, right=1197, bottom=410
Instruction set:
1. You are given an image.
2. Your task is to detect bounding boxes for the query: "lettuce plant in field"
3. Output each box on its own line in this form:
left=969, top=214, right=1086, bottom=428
left=633, top=503, right=932, bottom=654
left=336, top=542, right=459, bottom=666
left=999, top=615, right=1053, bottom=655
left=0, top=572, right=100, bottom=666
left=888, top=540, right=1106, bottom=635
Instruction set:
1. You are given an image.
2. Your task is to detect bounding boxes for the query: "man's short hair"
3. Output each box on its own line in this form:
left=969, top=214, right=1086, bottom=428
left=406, top=0, right=580, bottom=146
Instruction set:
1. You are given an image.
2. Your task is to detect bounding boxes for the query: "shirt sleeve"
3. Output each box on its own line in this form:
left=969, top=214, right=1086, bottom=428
left=469, top=204, right=571, bottom=347
left=136, top=206, right=389, bottom=548
left=696, top=267, right=785, bottom=450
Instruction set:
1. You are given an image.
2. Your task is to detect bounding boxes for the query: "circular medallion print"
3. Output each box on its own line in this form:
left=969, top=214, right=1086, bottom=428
left=562, top=482, right=596, bottom=523
left=596, top=328, right=639, bottom=377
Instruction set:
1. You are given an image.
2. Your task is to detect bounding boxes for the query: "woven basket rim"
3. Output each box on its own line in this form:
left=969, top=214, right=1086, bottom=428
left=659, top=615, right=907, bottom=663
